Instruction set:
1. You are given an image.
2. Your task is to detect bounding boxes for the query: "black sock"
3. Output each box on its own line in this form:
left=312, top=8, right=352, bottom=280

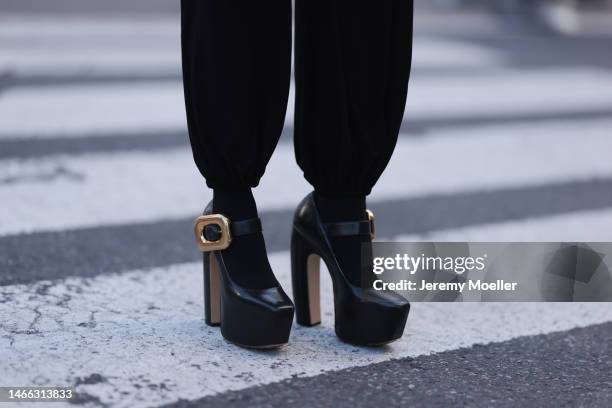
left=314, top=192, right=371, bottom=287
left=213, top=190, right=277, bottom=289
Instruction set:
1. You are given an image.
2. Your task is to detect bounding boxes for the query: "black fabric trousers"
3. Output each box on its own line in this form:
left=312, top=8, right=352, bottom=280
left=181, top=0, right=413, bottom=197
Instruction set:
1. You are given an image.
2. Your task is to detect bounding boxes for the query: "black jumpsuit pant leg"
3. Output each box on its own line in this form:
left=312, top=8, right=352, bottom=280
left=181, top=0, right=413, bottom=197
left=181, top=0, right=292, bottom=191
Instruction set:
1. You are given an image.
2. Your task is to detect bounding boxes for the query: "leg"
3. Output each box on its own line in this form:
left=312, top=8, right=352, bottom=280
left=294, top=0, right=414, bottom=285
left=294, top=0, right=413, bottom=198
left=182, top=0, right=292, bottom=288
left=182, top=0, right=291, bottom=191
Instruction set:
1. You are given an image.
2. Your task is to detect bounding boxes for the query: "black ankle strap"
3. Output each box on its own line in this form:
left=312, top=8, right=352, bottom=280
left=324, top=220, right=372, bottom=237
left=203, top=217, right=261, bottom=242
left=231, top=217, right=262, bottom=237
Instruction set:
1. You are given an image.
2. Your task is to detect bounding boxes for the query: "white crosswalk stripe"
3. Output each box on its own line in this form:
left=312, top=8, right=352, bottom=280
left=0, top=16, right=506, bottom=76
left=405, top=68, right=612, bottom=120
left=1, top=14, right=611, bottom=408
left=398, top=207, right=612, bottom=242
left=2, top=250, right=611, bottom=408
left=0, top=17, right=180, bottom=73
left=1, top=119, right=612, bottom=236
left=4, top=69, right=612, bottom=138
left=0, top=82, right=186, bottom=137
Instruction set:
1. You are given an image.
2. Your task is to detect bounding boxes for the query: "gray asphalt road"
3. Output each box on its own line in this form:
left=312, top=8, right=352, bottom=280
left=171, top=322, right=612, bottom=408
left=1, top=4, right=612, bottom=408
left=2, top=177, right=612, bottom=286
left=0, top=0, right=178, bottom=14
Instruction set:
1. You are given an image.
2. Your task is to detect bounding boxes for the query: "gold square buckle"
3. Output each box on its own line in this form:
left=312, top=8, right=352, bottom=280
left=194, top=214, right=232, bottom=252
left=366, top=209, right=376, bottom=240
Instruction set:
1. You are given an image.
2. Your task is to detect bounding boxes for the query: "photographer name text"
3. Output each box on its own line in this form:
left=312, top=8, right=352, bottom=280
left=373, top=279, right=518, bottom=292
left=372, top=254, right=518, bottom=292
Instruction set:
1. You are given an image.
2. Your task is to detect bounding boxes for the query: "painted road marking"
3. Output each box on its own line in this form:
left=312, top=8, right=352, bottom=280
left=0, top=82, right=186, bottom=137
left=0, top=14, right=504, bottom=75
left=2, top=177, right=611, bottom=286
left=397, top=207, right=612, bottom=242
left=1, top=119, right=612, bottom=236
left=1, top=249, right=611, bottom=407
left=412, top=37, right=508, bottom=69
left=404, top=68, right=612, bottom=121
left=2, top=68, right=612, bottom=138
left=0, top=47, right=180, bottom=77
left=0, top=39, right=504, bottom=77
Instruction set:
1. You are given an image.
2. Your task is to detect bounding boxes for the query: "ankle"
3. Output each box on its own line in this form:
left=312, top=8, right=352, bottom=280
left=314, top=192, right=370, bottom=287
left=213, top=189, right=258, bottom=220
left=314, top=192, right=366, bottom=222
left=211, top=189, right=276, bottom=289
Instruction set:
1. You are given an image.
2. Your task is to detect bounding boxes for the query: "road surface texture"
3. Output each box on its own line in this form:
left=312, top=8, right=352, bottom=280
left=1, top=2, right=612, bottom=407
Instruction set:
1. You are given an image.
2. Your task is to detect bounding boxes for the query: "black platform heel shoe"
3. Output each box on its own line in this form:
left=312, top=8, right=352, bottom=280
left=195, top=202, right=294, bottom=349
left=291, top=193, right=410, bottom=346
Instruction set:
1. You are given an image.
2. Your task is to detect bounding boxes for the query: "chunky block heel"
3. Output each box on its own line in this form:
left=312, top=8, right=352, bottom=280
left=203, top=252, right=221, bottom=326
left=291, top=232, right=321, bottom=326
left=196, top=202, right=294, bottom=349
left=291, top=193, right=410, bottom=346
